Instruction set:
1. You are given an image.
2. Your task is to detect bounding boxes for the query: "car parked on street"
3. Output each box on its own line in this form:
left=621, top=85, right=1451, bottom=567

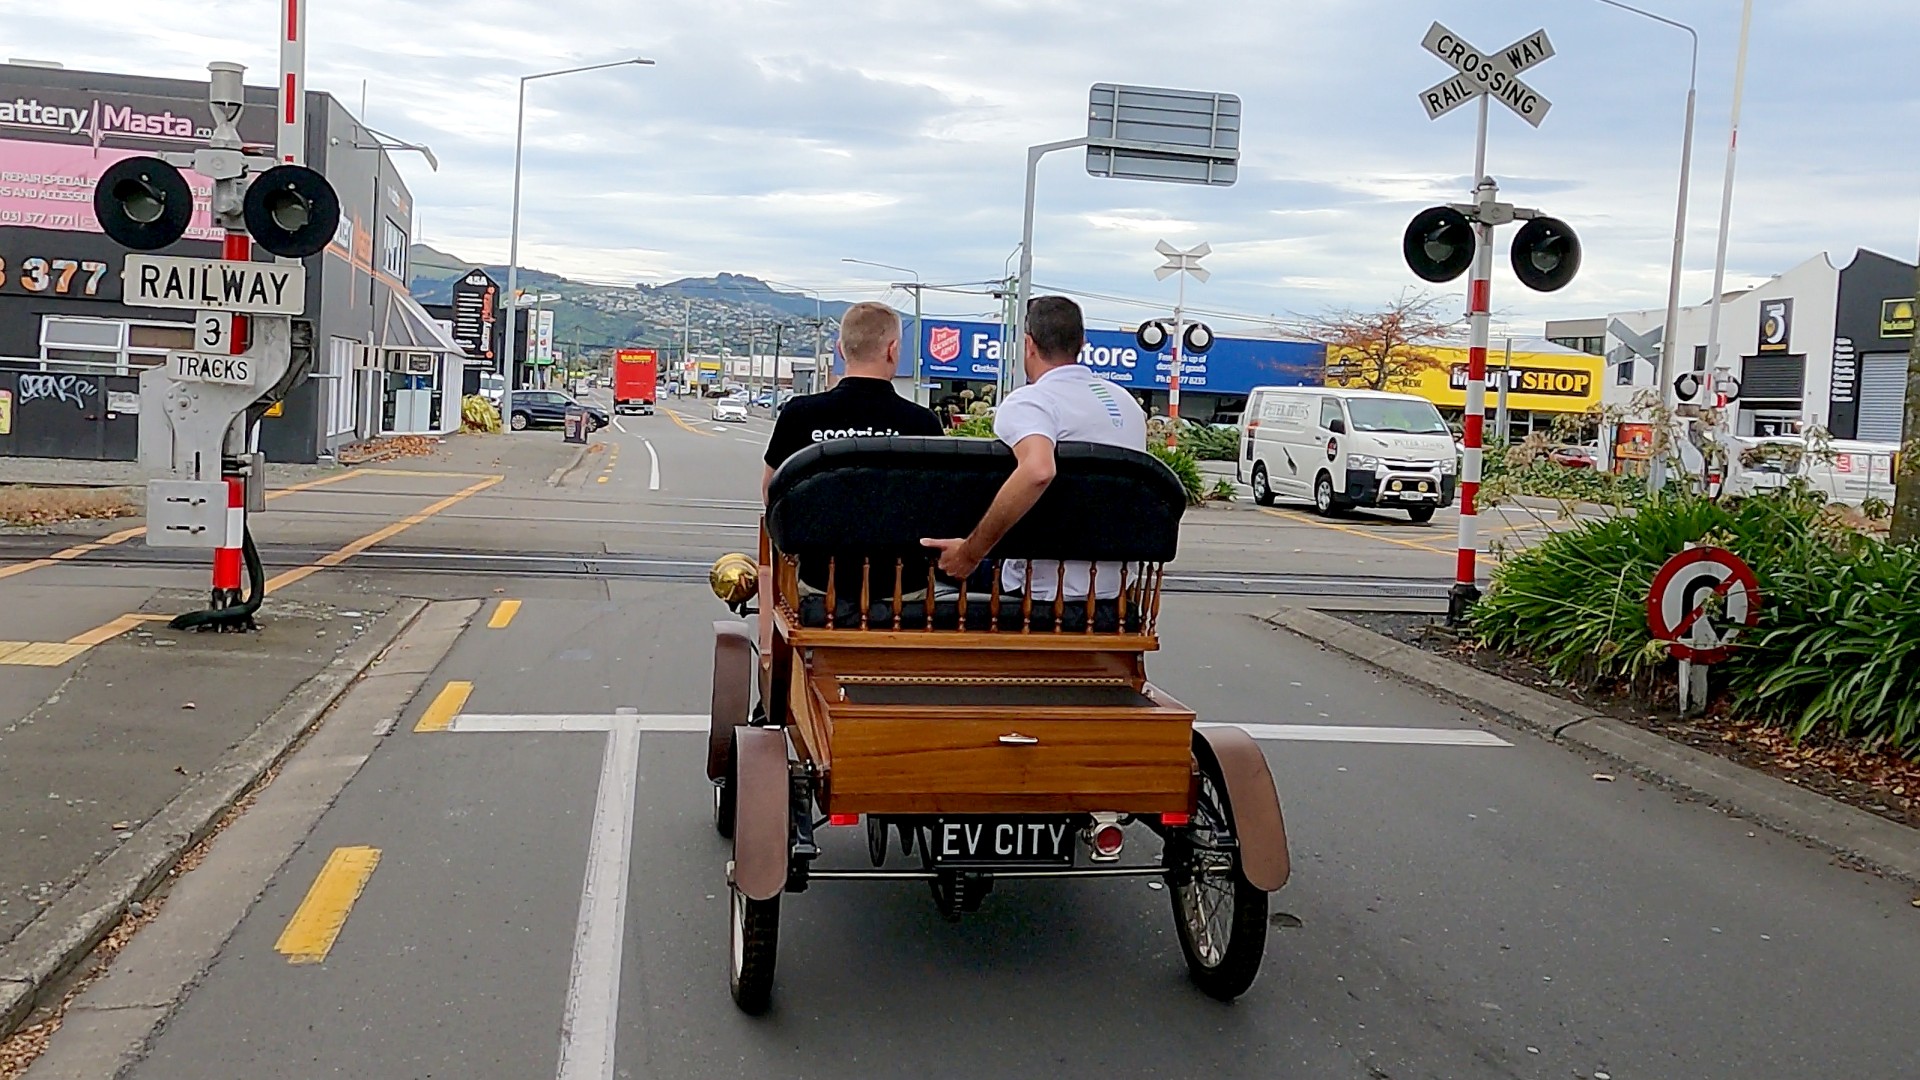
left=509, top=390, right=609, bottom=433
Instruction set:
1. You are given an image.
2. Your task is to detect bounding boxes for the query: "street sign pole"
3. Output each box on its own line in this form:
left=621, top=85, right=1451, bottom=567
left=1170, top=267, right=1185, bottom=422
left=1011, top=136, right=1089, bottom=397
left=1452, top=178, right=1498, bottom=623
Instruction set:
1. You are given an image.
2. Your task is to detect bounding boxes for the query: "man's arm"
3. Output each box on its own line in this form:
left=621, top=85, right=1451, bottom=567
left=761, top=464, right=776, bottom=505
left=922, top=434, right=1055, bottom=580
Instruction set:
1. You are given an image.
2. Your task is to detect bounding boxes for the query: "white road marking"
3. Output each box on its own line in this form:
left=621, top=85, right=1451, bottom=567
left=611, top=418, right=629, bottom=435
left=734, top=438, right=763, bottom=446
left=1201, top=723, right=1509, bottom=746
left=555, top=719, right=640, bottom=1080
left=450, top=714, right=1504, bottom=746
left=643, top=438, right=660, bottom=491
left=710, top=426, right=729, bottom=433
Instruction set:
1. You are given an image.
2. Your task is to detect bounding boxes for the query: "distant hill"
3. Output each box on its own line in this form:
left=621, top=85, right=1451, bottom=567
left=407, top=246, right=853, bottom=357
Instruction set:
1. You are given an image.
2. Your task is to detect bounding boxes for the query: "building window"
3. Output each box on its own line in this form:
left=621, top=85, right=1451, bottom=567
left=380, top=218, right=408, bottom=279
left=323, top=337, right=358, bottom=437
left=39, top=317, right=190, bottom=372
left=1616, top=358, right=1637, bottom=385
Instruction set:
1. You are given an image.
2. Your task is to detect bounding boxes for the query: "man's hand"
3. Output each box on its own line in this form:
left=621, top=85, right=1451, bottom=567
left=920, top=537, right=981, bottom=581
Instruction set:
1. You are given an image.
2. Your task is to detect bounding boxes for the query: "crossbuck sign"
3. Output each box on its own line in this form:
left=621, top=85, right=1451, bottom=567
left=1419, top=23, right=1555, bottom=128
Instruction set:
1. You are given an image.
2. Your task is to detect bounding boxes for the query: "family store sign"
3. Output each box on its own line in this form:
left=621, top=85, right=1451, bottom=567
left=914, top=319, right=1321, bottom=396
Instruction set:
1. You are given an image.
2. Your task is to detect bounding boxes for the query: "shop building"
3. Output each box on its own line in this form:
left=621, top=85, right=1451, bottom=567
left=1325, top=339, right=1602, bottom=438
left=0, top=62, right=433, bottom=462
left=1559, top=249, right=1915, bottom=444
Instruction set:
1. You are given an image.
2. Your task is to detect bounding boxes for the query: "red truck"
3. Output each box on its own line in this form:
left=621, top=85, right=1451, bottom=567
left=613, top=348, right=658, bottom=415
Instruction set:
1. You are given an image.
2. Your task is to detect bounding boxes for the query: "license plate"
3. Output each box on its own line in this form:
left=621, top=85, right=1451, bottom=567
left=929, top=817, right=1075, bottom=865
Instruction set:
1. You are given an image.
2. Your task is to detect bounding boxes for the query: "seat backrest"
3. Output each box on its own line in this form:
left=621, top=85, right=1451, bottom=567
left=766, top=436, right=1185, bottom=564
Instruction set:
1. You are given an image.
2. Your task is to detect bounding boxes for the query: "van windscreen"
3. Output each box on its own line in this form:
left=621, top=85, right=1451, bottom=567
left=1346, top=397, right=1448, bottom=435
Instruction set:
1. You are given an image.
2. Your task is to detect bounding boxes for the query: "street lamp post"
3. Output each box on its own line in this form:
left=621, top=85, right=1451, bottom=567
left=1593, top=0, right=1698, bottom=492
left=502, top=57, right=652, bottom=431
left=843, top=258, right=922, bottom=402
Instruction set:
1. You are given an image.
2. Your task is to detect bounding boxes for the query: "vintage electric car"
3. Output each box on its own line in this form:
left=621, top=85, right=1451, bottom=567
left=706, top=437, right=1290, bottom=1013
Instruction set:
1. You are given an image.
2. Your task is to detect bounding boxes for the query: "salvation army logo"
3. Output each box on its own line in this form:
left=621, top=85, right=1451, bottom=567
left=929, top=326, right=961, bottom=364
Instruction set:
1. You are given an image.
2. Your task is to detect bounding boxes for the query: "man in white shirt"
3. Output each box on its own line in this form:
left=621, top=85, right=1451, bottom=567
left=922, top=296, right=1148, bottom=600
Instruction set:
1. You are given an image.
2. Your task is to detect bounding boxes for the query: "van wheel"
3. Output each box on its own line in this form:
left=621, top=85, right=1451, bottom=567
left=1313, top=473, right=1340, bottom=516
left=1252, top=464, right=1276, bottom=507
left=1407, top=506, right=1436, bottom=524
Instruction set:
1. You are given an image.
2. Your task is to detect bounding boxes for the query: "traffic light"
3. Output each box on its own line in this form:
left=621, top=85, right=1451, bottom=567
left=1136, top=320, right=1170, bottom=352
left=94, top=156, right=194, bottom=251
left=1511, top=216, right=1581, bottom=292
left=1402, top=206, right=1474, bottom=283
left=1183, top=321, right=1214, bottom=355
left=243, top=165, right=341, bottom=259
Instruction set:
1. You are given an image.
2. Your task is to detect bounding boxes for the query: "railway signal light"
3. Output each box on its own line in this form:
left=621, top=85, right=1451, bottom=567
left=1510, top=216, right=1581, bottom=293
left=95, top=157, right=196, bottom=251
left=1402, top=206, right=1475, bottom=283
left=1136, top=320, right=1169, bottom=351
left=1183, top=322, right=1214, bottom=356
left=242, top=165, right=341, bottom=259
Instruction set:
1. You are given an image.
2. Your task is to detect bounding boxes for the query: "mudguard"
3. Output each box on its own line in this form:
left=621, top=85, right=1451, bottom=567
left=731, top=726, right=792, bottom=902
left=707, top=620, right=754, bottom=782
left=1196, top=725, right=1291, bottom=892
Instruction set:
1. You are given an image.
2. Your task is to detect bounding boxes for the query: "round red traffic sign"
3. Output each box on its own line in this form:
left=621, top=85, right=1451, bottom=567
left=1646, top=547, right=1761, bottom=664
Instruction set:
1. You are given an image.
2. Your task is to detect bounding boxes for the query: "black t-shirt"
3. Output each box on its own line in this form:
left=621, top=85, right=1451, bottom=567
left=764, top=377, right=943, bottom=592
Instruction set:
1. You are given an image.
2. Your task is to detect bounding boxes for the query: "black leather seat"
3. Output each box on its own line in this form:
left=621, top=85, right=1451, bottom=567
left=767, top=437, right=1184, bottom=630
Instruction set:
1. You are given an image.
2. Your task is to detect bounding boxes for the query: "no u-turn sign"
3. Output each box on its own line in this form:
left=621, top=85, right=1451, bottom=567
left=1647, top=548, right=1762, bottom=664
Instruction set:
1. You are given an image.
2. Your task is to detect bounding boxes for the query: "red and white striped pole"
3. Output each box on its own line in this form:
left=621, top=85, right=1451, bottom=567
left=278, top=0, right=307, bottom=166
left=1449, top=177, right=1497, bottom=625
left=212, top=474, right=246, bottom=606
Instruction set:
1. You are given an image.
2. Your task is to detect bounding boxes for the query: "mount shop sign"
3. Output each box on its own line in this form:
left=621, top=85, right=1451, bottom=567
left=122, top=254, right=305, bottom=316
left=1449, top=364, right=1591, bottom=397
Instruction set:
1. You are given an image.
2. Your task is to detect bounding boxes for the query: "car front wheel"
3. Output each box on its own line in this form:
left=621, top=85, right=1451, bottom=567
left=510, top=412, right=529, bottom=431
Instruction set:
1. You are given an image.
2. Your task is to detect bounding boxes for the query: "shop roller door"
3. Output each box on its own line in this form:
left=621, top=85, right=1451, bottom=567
left=1856, top=354, right=1907, bottom=443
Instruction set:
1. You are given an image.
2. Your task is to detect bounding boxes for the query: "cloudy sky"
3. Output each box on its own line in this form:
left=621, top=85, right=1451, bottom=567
left=11, top=0, right=1918, bottom=335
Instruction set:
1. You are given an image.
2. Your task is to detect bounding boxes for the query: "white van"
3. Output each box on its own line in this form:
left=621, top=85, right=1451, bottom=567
left=1724, top=436, right=1898, bottom=507
left=1240, top=386, right=1458, bottom=522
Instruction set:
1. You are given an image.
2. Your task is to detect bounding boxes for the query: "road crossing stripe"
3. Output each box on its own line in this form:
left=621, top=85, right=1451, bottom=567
left=415, top=681, right=473, bottom=732
left=487, top=600, right=522, bottom=629
left=1202, top=723, right=1508, bottom=746
left=275, top=846, right=382, bottom=964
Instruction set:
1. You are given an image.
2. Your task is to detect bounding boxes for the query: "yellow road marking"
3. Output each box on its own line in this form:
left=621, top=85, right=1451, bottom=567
left=0, top=642, right=94, bottom=666
left=1258, top=507, right=1453, bottom=555
left=414, top=680, right=472, bottom=732
left=264, top=476, right=502, bottom=593
left=488, top=600, right=522, bottom=629
left=354, top=468, right=500, bottom=479
left=66, top=613, right=170, bottom=647
left=275, top=846, right=382, bottom=964
left=596, top=476, right=609, bottom=483
left=268, top=469, right=369, bottom=498
left=664, top=409, right=715, bottom=437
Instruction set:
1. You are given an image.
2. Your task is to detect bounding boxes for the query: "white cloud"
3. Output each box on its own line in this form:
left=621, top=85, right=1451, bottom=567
left=9, top=0, right=1918, bottom=331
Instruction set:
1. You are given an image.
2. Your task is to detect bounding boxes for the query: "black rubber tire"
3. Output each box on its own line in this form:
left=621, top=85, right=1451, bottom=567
left=1313, top=472, right=1339, bottom=516
left=1406, top=505, right=1436, bottom=524
left=1170, top=740, right=1270, bottom=1002
left=1252, top=463, right=1277, bottom=507
left=509, top=412, right=529, bottom=431
left=728, top=885, right=779, bottom=1014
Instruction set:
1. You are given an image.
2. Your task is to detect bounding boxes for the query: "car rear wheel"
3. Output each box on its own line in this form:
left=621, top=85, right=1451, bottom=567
left=728, top=885, right=779, bottom=1014
left=1169, top=739, right=1269, bottom=1001
left=509, top=412, right=529, bottom=431
left=1252, top=463, right=1276, bottom=507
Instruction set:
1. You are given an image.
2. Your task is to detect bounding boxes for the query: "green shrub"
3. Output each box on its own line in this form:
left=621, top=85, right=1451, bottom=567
left=1480, top=441, right=1646, bottom=508
left=1473, top=486, right=1920, bottom=753
left=1150, top=442, right=1206, bottom=505
left=951, top=413, right=995, bottom=438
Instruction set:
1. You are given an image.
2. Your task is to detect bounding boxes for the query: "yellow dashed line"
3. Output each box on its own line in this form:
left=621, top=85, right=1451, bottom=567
left=488, top=600, right=522, bottom=629
left=414, top=680, right=473, bottom=733
left=1257, top=507, right=1453, bottom=555
left=664, top=409, right=715, bottom=437
left=275, top=846, right=382, bottom=964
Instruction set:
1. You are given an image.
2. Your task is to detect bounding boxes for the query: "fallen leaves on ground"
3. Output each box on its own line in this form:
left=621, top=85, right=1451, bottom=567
left=0, top=486, right=139, bottom=528
left=336, top=435, right=441, bottom=465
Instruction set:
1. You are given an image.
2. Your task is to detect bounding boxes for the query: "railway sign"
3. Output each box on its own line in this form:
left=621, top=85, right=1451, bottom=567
left=1647, top=547, right=1762, bottom=664
left=167, top=350, right=258, bottom=387
left=1418, top=22, right=1555, bottom=127
left=123, top=254, right=306, bottom=316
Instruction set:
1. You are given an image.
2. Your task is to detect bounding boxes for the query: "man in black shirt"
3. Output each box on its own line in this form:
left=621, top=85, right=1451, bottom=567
left=762, top=301, right=942, bottom=499
left=763, top=302, right=942, bottom=595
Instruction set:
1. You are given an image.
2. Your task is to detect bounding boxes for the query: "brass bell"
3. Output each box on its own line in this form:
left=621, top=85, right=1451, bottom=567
left=710, top=553, right=759, bottom=604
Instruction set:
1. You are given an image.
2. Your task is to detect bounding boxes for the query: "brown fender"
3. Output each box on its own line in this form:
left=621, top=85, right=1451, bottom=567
left=707, top=620, right=754, bottom=782
left=1195, top=725, right=1291, bottom=892
left=732, top=726, right=791, bottom=902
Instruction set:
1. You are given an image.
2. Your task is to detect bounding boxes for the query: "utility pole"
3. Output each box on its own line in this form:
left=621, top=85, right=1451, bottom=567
left=1893, top=260, right=1920, bottom=543
left=770, top=322, right=786, bottom=409
left=682, top=299, right=692, bottom=395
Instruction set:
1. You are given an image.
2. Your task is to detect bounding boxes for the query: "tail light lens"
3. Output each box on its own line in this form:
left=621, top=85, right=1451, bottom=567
left=827, top=813, right=859, bottom=827
left=1092, top=823, right=1125, bottom=860
left=1160, top=812, right=1190, bottom=827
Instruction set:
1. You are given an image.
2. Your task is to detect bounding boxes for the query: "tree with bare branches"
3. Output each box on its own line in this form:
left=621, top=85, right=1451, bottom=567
left=1305, top=289, right=1460, bottom=393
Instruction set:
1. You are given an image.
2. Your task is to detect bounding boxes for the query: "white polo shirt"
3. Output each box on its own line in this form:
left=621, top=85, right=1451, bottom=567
left=992, top=363, right=1149, bottom=601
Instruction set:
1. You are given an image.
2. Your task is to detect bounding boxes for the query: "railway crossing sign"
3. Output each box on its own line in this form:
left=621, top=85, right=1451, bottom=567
left=1418, top=23, right=1555, bottom=127
left=1647, top=547, right=1762, bottom=664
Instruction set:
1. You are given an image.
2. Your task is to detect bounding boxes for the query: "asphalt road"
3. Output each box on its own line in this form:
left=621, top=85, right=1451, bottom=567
left=15, top=403, right=1918, bottom=1079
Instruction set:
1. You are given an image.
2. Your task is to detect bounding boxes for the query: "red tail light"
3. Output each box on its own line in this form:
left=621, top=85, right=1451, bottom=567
left=1092, top=823, right=1125, bottom=858
left=1161, top=812, right=1190, bottom=827
left=828, top=813, right=859, bottom=827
